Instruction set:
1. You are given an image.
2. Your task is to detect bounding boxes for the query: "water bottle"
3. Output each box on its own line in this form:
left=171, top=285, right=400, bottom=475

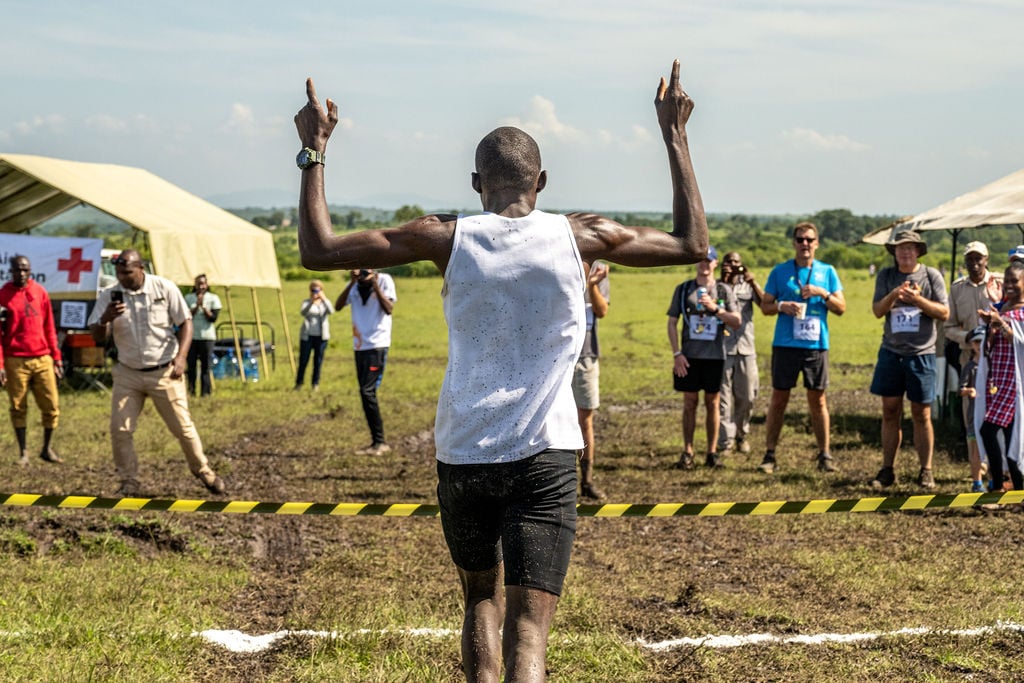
left=212, top=353, right=226, bottom=379
left=226, top=349, right=240, bottom=378
left=696, top=286, right=707, bottom=312
left=243, top=349, right=259, bottom=383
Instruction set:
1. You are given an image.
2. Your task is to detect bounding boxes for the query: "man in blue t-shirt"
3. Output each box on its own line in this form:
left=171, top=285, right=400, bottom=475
left=759, top=222, right=846, bottom=474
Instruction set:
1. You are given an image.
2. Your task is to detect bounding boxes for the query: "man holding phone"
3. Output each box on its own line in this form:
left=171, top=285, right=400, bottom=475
left=718, top=251, right=763, bottom=456
left=88, top=249, right=226, bottom=497
left=335, top=268, right=396, bottom=455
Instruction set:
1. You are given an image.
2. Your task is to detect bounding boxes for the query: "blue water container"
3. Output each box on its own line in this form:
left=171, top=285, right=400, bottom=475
left=243, top=349, right=259, bottom=383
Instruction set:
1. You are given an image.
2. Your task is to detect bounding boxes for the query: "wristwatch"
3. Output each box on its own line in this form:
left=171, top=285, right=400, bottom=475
left=296, top=147, right=325, bottom=169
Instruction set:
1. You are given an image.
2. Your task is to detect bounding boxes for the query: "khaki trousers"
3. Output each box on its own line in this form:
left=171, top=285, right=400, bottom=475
left=110, top=363, right=212, bottom=486
left=718, top=353, right=759, bottom=449
left=5, top=355, right=60, bottom=429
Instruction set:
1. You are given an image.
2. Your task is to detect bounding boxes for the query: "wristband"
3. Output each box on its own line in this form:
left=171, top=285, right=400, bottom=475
left=673, top=351, right=683, bottom=357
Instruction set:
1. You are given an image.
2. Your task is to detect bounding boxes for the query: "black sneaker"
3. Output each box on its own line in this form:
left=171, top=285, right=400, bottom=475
left=705, top=452, right=724, bottom=468
left=676, top=452, right=695, bottom=470
left=871, top=466, right=896, bottom=489
left=816, top=452, right=838, bottom=472
left=758, top=453, right=776, bottom=474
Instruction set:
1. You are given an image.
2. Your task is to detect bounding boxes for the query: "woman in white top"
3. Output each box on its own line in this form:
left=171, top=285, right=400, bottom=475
left=294, top=279, right=334, bottom=390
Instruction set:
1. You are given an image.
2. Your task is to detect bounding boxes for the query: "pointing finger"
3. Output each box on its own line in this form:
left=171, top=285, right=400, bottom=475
left=670, top=59, right=680, bottom=89
left=306, top=77, right=321, bottom=110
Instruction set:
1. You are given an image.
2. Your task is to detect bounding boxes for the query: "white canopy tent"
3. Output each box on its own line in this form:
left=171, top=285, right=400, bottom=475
left=862, top=168, right=1024, bottom=275
left=0, top=153, right=295, bottom=375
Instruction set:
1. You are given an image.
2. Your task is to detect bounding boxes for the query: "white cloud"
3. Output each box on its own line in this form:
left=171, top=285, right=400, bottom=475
left=502, top=97, right=653, bottom=152
left=12, top=114, right=66, bottom=136
left=501, top=95, right=586, bottom=143
left=779, top=127, right=868, bottom=153
left=83, top=113, right=159, bottom=135
left=222, top=103, right=258, bottom=136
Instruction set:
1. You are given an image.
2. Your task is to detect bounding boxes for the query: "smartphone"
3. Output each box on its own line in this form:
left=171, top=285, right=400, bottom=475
left=110, top=290, right=124, bottom=304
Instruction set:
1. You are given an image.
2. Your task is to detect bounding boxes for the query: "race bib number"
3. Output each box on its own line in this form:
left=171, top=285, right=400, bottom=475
left=892, top=306, right=921, bottom=334
left=688, top=315, right=718, bottom=341
left=793, top=316, right=821, bottom=342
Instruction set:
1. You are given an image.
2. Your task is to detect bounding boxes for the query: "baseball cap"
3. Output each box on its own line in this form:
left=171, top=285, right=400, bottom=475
left=1010, top=245, right=1024, bottom=262
left=963, top=241, right=988, bottom=257
left=705, top=246, right=719, bottom=262
left=966, top=325, right=986, bottom=343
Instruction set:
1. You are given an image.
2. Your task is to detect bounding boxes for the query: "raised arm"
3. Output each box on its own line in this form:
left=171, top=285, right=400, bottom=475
left=294, top=78, right=455, bottom=273
left=572, top=60, right=707, bottom=266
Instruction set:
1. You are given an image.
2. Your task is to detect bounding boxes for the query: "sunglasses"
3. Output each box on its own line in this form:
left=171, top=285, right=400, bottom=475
left=112, top=257, right=141, bottom=267
left=793, top=237, right=816, bottom=244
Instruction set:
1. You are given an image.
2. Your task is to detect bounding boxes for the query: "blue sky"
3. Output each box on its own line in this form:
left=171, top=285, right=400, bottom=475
left=2, top=0, right=1022, bottom=215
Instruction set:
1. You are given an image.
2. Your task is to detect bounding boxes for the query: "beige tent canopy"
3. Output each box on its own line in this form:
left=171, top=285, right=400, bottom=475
left=0, top=153, right=295, bottom=375
left=0, top=153, right=281, bottom=288
left=861, top=168, right=1024, bottom=275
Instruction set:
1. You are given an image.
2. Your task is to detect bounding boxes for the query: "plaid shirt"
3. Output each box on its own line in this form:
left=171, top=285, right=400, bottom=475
left=984, top=308, right=1022, bottom=427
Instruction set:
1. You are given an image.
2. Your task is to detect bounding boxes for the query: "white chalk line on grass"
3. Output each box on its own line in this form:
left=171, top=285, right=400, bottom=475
left=189, top=620, right=1024, bottom=654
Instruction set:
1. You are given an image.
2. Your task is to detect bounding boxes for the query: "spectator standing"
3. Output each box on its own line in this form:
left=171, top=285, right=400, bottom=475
left=88, top=250, right=225, bottom=497
left=868, top=231, right=949, bottom=490
left=335, top=269, right=397, bottom=455
left=294, top=279, right=334, bottom=391
left=667, top=246, right=741, bottom=468
left=294, top=60, right=708, bottom=682
left=943, top=241, right=1002, bottom=373
left=717, top=251, right=763, bottom=455
left=0, top=255, right=63, bottom=465
left=184, top=274, right=221, bottom=397
left=975, top=261, right=1024, bottom=492
left=759, top=222, right=846, bottom=474
left=959, top=326, right=986, bottom=492
left=574, top=260, right=610, bottom=500
left=1010, top=245, right=1024, bottom=263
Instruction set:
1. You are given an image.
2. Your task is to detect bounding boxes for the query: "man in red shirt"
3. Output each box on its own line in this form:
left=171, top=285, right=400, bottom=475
left=0, top=255, right=64, bottom=465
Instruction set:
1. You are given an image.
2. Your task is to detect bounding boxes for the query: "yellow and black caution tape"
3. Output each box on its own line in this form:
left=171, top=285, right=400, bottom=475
left=2, top=491, right=1023, bottom=517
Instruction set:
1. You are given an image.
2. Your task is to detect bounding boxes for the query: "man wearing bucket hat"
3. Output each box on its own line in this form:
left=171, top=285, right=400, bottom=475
left=944, top=241, right=1002, bottom=371
left=869, top=230, right=949, bottom=490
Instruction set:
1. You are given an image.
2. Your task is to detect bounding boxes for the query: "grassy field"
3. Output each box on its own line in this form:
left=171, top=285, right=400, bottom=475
left=2, top=268, right=1023, bottom=682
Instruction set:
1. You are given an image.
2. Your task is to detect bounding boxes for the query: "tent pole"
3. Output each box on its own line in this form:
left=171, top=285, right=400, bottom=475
left=277, top=288, right=297, bottom=375
left=250, top=287, right=271, bottom=376
left=948, top=228, right=961, bottom=284
left=224, top=285, right=248, bottom=382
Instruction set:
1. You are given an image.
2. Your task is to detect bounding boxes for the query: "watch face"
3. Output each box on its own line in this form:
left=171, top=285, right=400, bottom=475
left=296, top=148, right=322, bottom=169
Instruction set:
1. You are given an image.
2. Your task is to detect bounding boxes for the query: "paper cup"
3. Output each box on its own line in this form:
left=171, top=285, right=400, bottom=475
left=794, top=302, right=807, bottom=320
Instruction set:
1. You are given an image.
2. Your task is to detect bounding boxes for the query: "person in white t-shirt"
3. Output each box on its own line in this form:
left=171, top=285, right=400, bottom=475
left=294, top=60, right=709, bottom=681
left=335, top=268, right=397, bottom=455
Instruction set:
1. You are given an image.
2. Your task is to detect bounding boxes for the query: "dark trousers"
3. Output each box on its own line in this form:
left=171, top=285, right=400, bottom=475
left=186, top=340, right=215, bottom=396
left=296, top=335, right=328, bottom=387
left=979, top=420, right=1021, bottom=490
left=355, top=347, right=388, bottom=445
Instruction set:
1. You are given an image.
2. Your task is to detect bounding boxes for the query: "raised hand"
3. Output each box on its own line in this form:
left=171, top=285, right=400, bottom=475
left=655, top=59, right=695, bottom=141
left=294, top=77, right=340, bottom=152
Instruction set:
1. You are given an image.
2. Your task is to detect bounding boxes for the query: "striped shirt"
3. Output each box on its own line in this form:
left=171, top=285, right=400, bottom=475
left=984, top=308, right=1023, bottom=426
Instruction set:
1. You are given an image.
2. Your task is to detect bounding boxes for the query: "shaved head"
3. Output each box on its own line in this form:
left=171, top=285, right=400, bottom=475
left=474, top=127, right=542, bottom=193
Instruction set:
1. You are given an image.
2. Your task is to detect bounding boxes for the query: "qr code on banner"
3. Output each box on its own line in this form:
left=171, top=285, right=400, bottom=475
left=60, top=301, right=88, bottom=329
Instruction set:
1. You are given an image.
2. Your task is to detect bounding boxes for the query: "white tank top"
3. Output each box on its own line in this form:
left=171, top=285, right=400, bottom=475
left=434, top=210, right=586, bottom=464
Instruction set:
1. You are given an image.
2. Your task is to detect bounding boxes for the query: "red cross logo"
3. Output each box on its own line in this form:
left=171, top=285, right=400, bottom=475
left=57, top=248, right=95, bottom=284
